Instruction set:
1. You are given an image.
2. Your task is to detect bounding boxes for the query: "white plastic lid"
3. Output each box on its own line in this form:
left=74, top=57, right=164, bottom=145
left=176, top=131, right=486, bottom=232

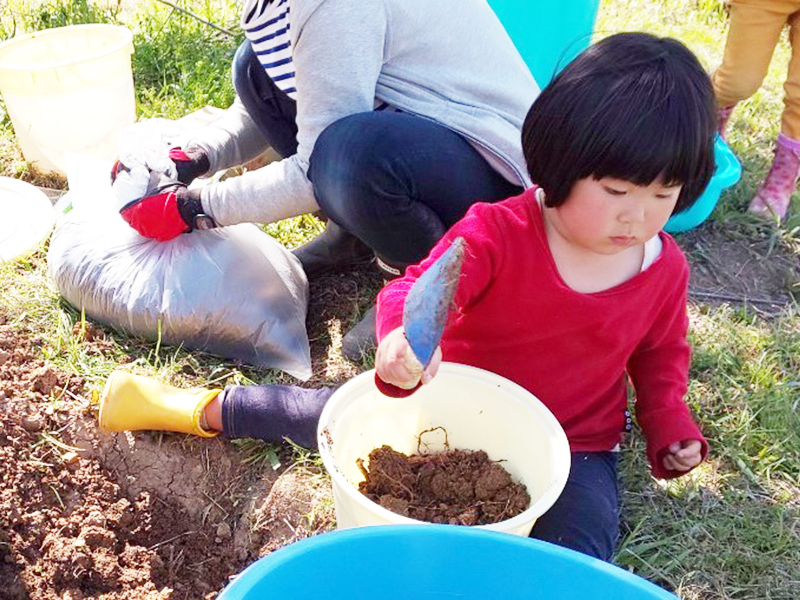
left=0, top=176, right=56, bottom=262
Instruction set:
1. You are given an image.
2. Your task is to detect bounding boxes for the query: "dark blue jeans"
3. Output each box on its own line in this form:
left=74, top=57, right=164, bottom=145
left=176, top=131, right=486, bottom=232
left=232, top=41, right=298, bottom=158
left=529, top=452, right=620, bottom=561
left=221, top=384, right=620, bottom=562
left=232, top=41, right=522, bottom=266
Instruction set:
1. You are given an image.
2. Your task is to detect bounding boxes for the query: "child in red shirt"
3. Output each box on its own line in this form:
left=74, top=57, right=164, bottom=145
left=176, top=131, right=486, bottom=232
left=375, top=32, right=714, bottom=560
left=97, top=32, right=713, bottom=563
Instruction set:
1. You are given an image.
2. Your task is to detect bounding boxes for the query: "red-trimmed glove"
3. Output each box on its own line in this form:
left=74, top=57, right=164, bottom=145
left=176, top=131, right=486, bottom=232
left=111, top=146, right=209, bottom=186
left=119, top=172, right=216, bottom=242
left=169, top=146, right=210, bottom=185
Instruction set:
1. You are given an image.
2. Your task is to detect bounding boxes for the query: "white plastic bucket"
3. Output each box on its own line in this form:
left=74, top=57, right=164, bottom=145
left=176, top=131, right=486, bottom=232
left=0, top=24, right=136, bottom=176
left=317, top=363, right=571, bottom=537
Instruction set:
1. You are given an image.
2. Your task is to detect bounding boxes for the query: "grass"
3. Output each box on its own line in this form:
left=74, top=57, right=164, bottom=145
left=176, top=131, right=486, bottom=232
left=618, top=305, right=800, bottom=598
left=131, top=0, right=242, bottom=119
left=0, top=0, right=799, bottom=598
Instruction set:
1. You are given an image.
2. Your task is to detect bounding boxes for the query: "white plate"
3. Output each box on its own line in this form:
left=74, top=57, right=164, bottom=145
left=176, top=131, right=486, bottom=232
left=0, top=177, right=56, bottom=263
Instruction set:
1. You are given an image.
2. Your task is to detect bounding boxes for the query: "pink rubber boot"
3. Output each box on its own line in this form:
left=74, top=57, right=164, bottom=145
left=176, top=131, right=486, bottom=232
left=748, top=133, right=800, bottom=220
left=717, top=104, right=736, bottom=140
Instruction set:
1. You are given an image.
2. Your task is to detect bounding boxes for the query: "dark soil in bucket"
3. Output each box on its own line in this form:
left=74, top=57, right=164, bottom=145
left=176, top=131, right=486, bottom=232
left=357, top=435, right=530, bottom=526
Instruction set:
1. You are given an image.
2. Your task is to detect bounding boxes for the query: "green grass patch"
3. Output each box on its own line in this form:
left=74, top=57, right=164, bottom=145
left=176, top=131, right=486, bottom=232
left=131, top=0, right=242, bottom=118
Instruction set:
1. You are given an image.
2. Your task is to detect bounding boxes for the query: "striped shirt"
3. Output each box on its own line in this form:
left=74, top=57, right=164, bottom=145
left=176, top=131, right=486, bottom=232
left=241, top=0, right=296, bottom=97
left=240, top=0, right=396, bottom=110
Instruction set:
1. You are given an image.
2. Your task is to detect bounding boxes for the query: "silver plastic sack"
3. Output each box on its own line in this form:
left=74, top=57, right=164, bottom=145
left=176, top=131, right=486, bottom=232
left=47, top=158, right=312, bottom=380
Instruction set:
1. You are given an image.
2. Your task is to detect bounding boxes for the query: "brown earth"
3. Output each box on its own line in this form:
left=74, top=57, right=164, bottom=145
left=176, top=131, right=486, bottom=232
left=681, top=222, right=800, bottom=316
left=0, top=267, right=381, bottom=600
left=357, top=444, right=530, bottom=526
left=0, top=319, right=334, bottom=600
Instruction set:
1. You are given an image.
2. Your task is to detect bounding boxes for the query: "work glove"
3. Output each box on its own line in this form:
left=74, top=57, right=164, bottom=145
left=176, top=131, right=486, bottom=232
left=113, top=166, right=217, bottom=242
left=168, top=146, right=210, bottom=185
left=111, top=145, right=210, bottom=187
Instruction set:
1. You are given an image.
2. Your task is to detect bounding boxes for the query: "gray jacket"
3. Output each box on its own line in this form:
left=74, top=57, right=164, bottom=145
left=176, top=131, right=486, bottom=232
left=192, top=0, right=539, bottom=227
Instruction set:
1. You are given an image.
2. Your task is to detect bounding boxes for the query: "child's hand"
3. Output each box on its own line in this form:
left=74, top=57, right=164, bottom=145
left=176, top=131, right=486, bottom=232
left=375, top=327, right=442, bottom=390
left=662, top=439, right=703, bottom=472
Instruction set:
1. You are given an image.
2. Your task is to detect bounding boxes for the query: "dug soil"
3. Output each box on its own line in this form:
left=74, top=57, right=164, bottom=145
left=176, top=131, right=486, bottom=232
left=358, top=444, right=530, bottom=525
left=0, top=266, right=376, bottom=599
left=0, top=322, right=326, bottom=600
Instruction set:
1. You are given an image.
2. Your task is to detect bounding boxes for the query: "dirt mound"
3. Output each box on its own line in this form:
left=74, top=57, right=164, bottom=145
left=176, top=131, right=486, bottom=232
left=0, top=325, right=236, bottom=599
left=248, top=468, right=335, bottom=555
left=358, top=445, right=530, bottom=525
left=0, top=324, right=334, bottom=599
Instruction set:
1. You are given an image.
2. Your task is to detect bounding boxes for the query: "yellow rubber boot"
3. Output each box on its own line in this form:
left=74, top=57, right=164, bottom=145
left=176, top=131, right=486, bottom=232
left=99, top=370, right=221, bottom=438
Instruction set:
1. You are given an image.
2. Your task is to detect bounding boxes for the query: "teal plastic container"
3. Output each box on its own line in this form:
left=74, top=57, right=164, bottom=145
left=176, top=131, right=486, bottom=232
left=663, top=135, right=742, bottom=233
left=487, top=0, right=599, bottom=86
left=217, top=525, right=678, bottom=600
left=486, top=1, right=741, bottom=232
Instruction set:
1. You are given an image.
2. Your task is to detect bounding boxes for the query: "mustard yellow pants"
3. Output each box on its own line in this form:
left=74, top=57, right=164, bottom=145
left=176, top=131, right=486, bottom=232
left=714, top=0, right=800, bottom=138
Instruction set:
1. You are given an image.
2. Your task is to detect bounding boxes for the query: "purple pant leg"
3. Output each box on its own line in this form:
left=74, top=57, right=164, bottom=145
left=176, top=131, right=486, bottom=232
left=221, top=384, right=337, bottom=449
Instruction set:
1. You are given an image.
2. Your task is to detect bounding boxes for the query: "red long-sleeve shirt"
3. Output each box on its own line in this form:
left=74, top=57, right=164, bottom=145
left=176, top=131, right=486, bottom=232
left=376, top=189, right=708, bottom=479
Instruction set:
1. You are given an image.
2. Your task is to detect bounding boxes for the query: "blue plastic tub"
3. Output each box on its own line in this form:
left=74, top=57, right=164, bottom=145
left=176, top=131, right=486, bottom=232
left=664, top=134, right=742, bottom=233
left=217, top=525, right=678, bottom=600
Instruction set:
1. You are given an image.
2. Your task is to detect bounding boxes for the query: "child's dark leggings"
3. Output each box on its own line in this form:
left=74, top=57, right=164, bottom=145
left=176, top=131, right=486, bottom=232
left=221, top=384, right=620, bottom=562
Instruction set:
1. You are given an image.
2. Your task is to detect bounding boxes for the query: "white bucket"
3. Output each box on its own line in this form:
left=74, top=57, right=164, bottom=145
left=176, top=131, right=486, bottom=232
left=0, top=24, right=136, bottom=176
left=317, top=363, right=571, bottom=537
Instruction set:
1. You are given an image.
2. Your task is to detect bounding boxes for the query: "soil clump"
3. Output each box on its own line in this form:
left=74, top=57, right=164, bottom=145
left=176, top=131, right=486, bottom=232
left=358, top=445, right=530, bottom=525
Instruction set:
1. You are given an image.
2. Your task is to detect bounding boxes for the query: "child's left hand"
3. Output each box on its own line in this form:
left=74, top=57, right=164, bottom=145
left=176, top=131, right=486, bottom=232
left=662, top=439, right=703, bottom=472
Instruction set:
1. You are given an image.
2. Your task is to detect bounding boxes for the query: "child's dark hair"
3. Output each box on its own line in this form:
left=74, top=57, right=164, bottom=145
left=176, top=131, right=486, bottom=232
left=522, top=32, right=716, bottom=214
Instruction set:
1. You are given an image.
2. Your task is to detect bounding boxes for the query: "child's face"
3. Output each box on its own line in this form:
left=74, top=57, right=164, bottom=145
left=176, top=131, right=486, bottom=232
left=550, top=176, right=681, bottom=254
